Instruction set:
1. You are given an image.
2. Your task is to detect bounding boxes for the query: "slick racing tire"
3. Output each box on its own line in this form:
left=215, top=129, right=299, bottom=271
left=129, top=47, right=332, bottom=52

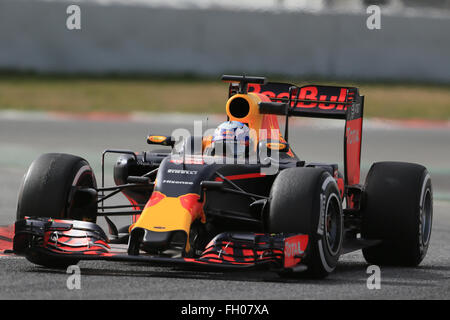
left=268, top=167, right=343, bottom=279
left=361, top=162, right=433, bottom=266
left=16, top=153, right=98, bottom=268
left=17, top=153, right=98, bottom=222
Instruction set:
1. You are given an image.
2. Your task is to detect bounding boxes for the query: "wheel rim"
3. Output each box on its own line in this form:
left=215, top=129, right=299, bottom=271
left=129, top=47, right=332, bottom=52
left=421, top=188, right=432, bottom=246
left=325, top=193, right=342, bottom=256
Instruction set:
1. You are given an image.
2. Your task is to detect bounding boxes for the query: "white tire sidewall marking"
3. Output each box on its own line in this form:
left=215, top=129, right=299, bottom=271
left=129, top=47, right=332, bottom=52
left=72, top=165, right=93, bottom=187
left=419, top=173, right=432, bottom=248
left=318, top=174, right=341, bottom=272
left=419, top=174, right=430, bottom=207
left=317, top=175, right=336, bottom=235
left=324, top=193, right=343, bottom=256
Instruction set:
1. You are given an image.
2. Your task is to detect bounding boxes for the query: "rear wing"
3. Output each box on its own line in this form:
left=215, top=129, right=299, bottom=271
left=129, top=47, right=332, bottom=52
left=247, top=82, right=361, bottom=120
left=228, top=78, right=364, bottom=197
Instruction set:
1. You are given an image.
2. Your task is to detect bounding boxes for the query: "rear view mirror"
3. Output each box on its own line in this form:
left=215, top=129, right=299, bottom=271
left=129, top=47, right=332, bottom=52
left=147, top=135, right=175, bottom=147
left=258, top=140, right=289, bottom=155
left=266, top=141, right=289, bottom=152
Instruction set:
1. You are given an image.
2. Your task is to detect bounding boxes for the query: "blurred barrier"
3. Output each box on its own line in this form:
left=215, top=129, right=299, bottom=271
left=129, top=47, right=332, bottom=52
left=0, top=0, right=449, bottom=82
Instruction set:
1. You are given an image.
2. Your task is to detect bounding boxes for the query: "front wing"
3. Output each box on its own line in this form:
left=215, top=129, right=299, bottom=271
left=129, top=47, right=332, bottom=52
left=11, top=218, right=309, bottom=272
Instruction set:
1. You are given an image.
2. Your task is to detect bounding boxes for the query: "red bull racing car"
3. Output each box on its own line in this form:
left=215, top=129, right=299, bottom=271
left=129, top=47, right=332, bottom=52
left=5, top=75, right=433, bottom=278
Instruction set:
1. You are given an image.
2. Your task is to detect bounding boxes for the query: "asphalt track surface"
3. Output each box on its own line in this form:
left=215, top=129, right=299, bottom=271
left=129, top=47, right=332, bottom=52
left=0, top=112, right=449, bottom=300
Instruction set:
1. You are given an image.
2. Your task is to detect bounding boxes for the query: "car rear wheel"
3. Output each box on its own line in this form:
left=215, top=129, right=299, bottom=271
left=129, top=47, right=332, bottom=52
left=268, top=167, right=343, bottom=279
left=361, top=161, right=433, bottom=266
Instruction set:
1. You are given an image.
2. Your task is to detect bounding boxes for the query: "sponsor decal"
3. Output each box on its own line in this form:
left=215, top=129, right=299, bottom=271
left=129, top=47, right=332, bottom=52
left=167, top=169, right=198, bottom=175
left=317, top=193, right=326, bottom=235
left=163, top=180, right=193, bottom=185
left=283, top=234, right=308, bottom=268
left=249, top=84, right=348, bottom=111
left=285, top=241, right=304, bottom=258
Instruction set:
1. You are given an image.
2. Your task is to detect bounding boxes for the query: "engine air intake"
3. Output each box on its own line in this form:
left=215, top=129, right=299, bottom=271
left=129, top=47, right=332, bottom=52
left=228, top=97, right=250, bottom=119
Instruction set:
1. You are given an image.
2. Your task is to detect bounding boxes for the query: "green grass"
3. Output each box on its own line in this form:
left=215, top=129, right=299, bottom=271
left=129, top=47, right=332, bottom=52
left=0, top=74, right=449, bottom=120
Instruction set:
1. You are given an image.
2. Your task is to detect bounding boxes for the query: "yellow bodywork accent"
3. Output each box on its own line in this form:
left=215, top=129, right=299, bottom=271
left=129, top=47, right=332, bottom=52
left=226, top=93, right=265, bottom=152
left=226, top=93, right=263, bottom=135
left=131, top=197, right=193, bottom=252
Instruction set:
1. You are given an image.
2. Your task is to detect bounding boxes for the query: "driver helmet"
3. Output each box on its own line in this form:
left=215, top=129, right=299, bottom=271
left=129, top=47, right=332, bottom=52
left=212, top=121, right=250, bottom=158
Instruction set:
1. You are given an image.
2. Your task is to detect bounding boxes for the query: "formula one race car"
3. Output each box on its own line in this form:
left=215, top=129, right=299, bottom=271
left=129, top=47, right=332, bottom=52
left=8, top=75, right=433, bottom=278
